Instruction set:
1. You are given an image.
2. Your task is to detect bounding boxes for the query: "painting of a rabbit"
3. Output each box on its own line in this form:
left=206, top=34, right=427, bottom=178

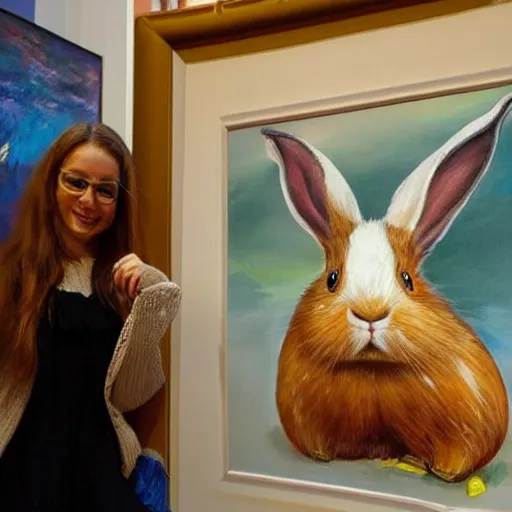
left=227, top=84, right=512, bottom=510
left=261, top=92, right=512, bottom=484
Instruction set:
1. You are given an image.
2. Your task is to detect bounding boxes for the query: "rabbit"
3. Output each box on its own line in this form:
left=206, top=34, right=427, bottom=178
left=260, top=92, right=512, bottom=484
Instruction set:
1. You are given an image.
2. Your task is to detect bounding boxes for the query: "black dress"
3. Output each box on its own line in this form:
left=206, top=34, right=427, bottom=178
left=0, top=289, right=146, bottom=511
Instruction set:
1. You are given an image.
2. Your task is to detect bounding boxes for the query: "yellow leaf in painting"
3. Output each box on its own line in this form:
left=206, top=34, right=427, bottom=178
left=380, top=457, right=427, bottom=475
left=466, top=476, right=487, bottom=498
left=380, top=459, right=399, bottom=468
left=394, top=462, right=428, bottom=475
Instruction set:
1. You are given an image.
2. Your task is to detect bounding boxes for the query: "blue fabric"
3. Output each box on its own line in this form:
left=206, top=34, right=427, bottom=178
left=132, top=451, right=171, bottom=512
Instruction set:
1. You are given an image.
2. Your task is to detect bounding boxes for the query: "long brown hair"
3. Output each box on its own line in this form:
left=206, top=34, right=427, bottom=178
left=0, top=123, right=140, bottom=386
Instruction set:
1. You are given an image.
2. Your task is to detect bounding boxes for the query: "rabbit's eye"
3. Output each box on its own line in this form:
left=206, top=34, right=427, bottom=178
left=327, top=270, right=339, bottom=292
left=401, top=271, right=414, bottom=292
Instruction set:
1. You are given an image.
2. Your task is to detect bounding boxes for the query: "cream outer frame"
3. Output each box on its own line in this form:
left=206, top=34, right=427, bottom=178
left=169, top=3, right=512, bottom=512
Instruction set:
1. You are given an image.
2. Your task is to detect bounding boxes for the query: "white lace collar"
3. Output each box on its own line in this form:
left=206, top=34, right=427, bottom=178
left=57, top=257, right=95, bottom=297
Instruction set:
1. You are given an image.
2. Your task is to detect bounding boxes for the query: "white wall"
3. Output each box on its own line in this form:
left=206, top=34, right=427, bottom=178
left=35, top=0, right=134, bottom=149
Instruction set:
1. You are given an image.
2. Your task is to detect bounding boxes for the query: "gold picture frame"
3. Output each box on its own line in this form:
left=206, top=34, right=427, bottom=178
left=132, top=0, right=508, bottom=510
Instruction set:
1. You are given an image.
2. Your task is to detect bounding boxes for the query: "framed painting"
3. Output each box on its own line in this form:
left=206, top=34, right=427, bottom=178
left=133, top=1, right=512, bottom=511
left=0, top=8, right=102, bottom=241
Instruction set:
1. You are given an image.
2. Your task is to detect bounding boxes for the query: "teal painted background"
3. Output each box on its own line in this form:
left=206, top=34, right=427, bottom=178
left=227, top=84, right=512, bottom=510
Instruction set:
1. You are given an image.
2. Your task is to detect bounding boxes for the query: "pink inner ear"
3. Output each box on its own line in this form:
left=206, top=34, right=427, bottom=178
left=415, top=131, right=494, bottom=253
left=277, top=137, right=331, bottom=241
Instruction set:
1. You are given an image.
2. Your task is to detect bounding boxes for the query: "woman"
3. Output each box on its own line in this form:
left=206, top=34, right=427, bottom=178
left=0, top=123, right=181, bottom=511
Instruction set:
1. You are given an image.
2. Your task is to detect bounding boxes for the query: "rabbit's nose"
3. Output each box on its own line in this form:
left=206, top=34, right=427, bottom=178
left=350, top=308, right=389, bottom=324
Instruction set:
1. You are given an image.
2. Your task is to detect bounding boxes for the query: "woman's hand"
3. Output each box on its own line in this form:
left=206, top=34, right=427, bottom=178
left=112, top=253, right=145, bottom=301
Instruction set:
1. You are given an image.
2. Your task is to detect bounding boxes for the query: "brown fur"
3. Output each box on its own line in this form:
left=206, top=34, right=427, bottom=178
left=276, top=220, right=509, bottom=483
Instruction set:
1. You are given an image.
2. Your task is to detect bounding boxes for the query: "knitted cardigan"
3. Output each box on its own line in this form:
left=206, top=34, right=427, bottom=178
left=0, top=257, right=182, bottom=478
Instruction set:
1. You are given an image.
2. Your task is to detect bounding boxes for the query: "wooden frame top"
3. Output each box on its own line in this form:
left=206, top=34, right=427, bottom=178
left=137, top=0, right=495, bottom=61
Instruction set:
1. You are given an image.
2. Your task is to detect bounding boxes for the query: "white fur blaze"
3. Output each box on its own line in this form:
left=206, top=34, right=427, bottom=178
left=342, top=220, right=404, bottom=304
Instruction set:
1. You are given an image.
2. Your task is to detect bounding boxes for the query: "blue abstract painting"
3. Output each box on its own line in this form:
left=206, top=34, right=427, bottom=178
left=0, top=0, right=35, bottom=22
left=227, top=83, right=512, bottom=511
left=0, top=8, right=102, bottom=240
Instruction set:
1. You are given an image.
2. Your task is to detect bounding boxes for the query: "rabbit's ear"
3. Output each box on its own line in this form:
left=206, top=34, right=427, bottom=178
left=385, top=93, right=512, bottom=257
left=262, top=128, right=362, bottom=247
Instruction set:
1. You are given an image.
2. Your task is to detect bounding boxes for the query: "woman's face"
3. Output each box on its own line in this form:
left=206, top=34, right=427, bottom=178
left=56, top=143, right=120, bottom=253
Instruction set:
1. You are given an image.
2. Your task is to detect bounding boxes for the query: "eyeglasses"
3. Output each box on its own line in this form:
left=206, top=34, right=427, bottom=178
left=58, top=171, right=120, bottom=205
